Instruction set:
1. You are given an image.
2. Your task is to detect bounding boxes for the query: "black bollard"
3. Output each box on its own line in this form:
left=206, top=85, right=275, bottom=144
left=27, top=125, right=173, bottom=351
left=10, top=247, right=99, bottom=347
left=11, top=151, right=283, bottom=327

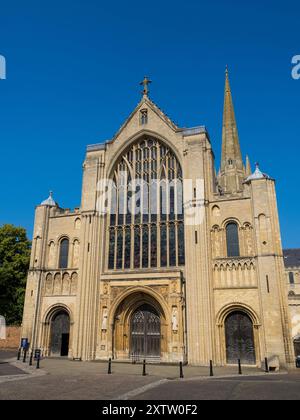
left=23, top=349, right=27, bottom=363
left=142, top=359, right=146, bottom=376
left=179, top=361, right=184, bottom=379
left=108, top=358, right=112, bottom=374
left=36, top=355, right=40, bottom=369
left=17, top=348, right=21, bottom=361
left=210, top=360, right=214, bottom=377
left=29, top=351, right=33, bottom=366
left=265, top=357, right=269, bottom=373
left=238, top=359, right=242, bottom=375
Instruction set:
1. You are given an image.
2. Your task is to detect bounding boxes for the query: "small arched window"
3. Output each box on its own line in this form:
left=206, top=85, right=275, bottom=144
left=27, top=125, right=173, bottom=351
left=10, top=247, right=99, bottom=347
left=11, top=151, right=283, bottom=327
left=289, top=272, right=295, bottom=285
left=226, top=222, right=240, bottom=257
left=59, top=238, right=69, bottom=269
left=140, top=109, right=148, bottom=125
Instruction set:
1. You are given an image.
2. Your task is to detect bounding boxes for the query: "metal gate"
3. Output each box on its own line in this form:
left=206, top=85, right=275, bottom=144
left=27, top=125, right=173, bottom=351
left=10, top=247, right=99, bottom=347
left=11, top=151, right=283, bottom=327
left=225, top=311, right=256, bottom=365
left=131, top=304, right=161, bottom=359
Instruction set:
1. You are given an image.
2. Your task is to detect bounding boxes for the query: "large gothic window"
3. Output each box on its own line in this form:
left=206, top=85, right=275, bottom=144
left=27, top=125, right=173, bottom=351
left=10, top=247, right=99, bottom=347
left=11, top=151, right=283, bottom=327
left=107, top=137, right=185, bottom=270
left=226, top=222, right=240, bottom=257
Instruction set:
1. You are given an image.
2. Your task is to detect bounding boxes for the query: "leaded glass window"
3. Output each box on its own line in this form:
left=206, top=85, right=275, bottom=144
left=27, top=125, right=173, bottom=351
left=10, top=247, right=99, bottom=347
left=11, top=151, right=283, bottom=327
left=108, top=229, right=115, bottom=269
left=134, top=226, right=141, bottom=268
left=178, top=223, right=185, bottom=265
left=226, top=222, right=240, bottom=257
left=289, top=272, right=295, bottom=285
left=116, top=228, right=123, bottom=269
left=169, top=223, right=176, bottom=266
left=124, top=227, right=131, bottom=269
left=59, top=239, right=69, bottom=269
left=107, top=137, right=185, bottom=270
left=150, top=224, right=157, bottom=267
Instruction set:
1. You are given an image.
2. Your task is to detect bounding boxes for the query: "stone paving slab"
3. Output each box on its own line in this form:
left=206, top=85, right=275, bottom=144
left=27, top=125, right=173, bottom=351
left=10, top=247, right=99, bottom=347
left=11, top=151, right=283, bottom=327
left=0, top=362, right=27, bottom=377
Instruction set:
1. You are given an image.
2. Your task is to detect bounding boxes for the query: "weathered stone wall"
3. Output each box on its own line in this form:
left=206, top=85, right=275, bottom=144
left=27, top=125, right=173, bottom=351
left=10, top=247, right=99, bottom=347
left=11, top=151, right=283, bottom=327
left=285, top=268, right=300, bottom=356
left=0, top=326, right=21, bottom=349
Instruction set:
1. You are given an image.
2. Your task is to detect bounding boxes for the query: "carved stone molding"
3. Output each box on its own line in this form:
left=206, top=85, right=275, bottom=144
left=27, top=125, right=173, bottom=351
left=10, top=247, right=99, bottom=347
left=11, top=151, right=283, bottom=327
left=213, top=257, right=256, bottom=270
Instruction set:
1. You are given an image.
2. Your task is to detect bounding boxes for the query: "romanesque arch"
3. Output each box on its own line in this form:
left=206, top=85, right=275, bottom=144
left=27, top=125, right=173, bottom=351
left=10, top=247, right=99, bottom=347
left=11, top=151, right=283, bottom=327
left=49, top=310, right=70, bottom=356
left=41, top=305, right=73, bottom=358
left=225, top=311, right=256, bottom=365
left=216, top=303, right=260, bottom=366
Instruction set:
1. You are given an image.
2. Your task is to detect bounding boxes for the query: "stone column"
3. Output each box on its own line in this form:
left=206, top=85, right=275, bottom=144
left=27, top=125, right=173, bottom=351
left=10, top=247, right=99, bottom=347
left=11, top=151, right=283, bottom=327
left=183, top=132, right=215, bottom=365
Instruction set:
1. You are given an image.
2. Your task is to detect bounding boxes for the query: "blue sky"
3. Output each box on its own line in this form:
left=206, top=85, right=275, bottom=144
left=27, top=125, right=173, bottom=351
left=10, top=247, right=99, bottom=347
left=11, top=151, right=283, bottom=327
left=0, top=0, right=299, bottom=247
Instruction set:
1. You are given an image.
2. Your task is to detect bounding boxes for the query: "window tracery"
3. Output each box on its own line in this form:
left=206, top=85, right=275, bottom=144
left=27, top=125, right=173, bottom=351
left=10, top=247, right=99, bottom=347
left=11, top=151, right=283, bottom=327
left=107, top=137, right=185, bottom=270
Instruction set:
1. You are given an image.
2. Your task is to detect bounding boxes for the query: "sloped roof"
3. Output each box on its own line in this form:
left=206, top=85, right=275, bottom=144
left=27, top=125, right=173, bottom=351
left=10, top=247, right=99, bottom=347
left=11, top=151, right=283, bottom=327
left=245, top=163, right=271, bottom=182
left=283, top=249, right=300, bottom=268
left=41, top=191, right=57, bottom=207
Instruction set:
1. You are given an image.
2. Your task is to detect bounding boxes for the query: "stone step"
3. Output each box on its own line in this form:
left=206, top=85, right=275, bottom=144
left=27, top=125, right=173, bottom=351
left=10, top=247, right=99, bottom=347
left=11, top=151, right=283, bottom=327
left=131, top=356, right=161, bottom=364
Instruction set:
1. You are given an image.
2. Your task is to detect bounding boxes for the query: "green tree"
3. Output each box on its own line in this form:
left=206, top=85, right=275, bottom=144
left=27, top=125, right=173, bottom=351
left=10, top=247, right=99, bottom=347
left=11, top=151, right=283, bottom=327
left=0, top=224, right=31, bottom=325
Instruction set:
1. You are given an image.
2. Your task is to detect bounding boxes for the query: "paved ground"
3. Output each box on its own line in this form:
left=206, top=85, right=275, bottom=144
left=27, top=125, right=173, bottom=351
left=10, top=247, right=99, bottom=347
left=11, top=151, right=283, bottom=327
left=0, top=350, right=27, bottom=377
left=0, top=350, right=299, bottom=400
left=133, top=372, right=300, bottom=400
left=0, top=362, right=27, bottom=377
left=0, top=350, right=17, bottom=360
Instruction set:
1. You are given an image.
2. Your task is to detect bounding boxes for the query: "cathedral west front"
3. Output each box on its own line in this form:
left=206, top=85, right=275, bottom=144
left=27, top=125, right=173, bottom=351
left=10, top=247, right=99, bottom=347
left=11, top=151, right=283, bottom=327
left=21, top=71, right=295, bottom=368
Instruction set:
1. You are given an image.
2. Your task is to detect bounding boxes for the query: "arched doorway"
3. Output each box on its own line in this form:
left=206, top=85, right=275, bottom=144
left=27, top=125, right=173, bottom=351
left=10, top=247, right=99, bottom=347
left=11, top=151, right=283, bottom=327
left=225, top=311, right=256, bottom=365
left=130, top=304, right=161, bottom=359
left=111, top=290, right=167, bottom=361
left=50, top=311, right=70, bottom=356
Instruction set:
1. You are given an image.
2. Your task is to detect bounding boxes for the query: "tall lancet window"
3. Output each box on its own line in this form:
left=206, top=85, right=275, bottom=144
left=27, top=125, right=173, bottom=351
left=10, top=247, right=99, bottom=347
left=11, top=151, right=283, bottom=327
left=59, top=238, right=69, bottom=269
left=226, top=222, right=240, bottom=257
left=289, top=272, right=295, bottom=285
left=107, top=137, right=185, bottom=270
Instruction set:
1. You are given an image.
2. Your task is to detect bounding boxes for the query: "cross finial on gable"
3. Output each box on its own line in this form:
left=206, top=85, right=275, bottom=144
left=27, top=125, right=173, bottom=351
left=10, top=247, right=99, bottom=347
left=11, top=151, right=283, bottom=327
left=140, top=76, right=152, bottom=97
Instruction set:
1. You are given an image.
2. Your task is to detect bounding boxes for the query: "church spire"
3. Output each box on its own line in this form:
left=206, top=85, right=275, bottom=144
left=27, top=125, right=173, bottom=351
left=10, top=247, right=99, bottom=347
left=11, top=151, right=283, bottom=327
left=245, top=155, right=252, bottom=177
left=221, top=67, right=243, bottom=171
left=219, top=67, right=245, bottom=193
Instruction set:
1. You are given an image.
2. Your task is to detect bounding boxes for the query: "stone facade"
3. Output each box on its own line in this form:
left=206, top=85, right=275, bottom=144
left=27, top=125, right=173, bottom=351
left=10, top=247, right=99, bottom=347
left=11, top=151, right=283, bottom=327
left=284, top=249, right=300, bottom=356
left=21, top=72, right=295, bottom=368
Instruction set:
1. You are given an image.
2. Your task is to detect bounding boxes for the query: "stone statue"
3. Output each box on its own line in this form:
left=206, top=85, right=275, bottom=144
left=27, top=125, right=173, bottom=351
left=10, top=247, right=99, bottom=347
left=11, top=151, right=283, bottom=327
left=102, top=308, right=108, bottom=331
left=172, top=307, right=178, bottom=332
